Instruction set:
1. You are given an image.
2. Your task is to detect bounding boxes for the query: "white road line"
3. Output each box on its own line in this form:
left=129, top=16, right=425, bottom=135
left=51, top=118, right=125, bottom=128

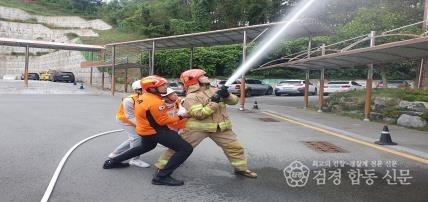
left=41, top=129, right=124, bottom=202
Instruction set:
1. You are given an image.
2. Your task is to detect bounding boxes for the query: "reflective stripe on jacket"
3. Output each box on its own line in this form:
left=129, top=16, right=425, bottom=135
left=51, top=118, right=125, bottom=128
left=183, top=86, right=238, bottom=132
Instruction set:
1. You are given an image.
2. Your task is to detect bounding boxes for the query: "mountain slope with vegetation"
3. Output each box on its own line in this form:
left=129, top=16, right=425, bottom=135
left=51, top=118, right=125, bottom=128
left=1, top=0, right=426, bottom=79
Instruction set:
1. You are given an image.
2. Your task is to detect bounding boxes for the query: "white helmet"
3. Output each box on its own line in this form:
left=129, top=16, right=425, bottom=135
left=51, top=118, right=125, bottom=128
left=132, top=80, right=142, bottom=90
left=161, top=88, right=175, bottom=97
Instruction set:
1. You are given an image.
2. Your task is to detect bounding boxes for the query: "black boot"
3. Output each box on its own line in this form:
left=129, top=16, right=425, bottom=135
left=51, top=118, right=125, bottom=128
left=103, top=159, right=129, bottom=169
left=152, top=175, right=184, bottom=186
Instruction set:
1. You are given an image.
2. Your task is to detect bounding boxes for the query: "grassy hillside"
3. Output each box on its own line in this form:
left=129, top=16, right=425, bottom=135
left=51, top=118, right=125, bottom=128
left=80, top=29, right=142, bottom=46
left=0, top=0, right=86, bottom=17
left=0, top=0, right=144, bottom=46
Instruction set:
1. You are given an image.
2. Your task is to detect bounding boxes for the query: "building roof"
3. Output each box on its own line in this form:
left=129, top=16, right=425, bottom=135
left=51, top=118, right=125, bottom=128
left=106, top=19, right=331, bottom=50
left=256, top=36, right=428, bottom=70
left=0, top=37, right=105, bottom=51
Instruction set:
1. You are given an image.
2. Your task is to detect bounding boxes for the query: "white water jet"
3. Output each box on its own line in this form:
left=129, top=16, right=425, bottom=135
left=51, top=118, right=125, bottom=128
left=225, top=0, right=317, bottom=85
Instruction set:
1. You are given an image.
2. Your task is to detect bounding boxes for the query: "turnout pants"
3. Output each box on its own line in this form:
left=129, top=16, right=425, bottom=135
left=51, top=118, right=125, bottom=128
left=111, top=129, right=193, bottom=177
left=155, top=129, right=248, bottom=171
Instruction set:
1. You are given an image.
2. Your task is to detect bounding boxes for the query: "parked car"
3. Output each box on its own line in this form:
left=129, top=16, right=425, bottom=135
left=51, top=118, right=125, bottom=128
left=21, top=73, right=39, bottom=80
left=51, top=71, right=75, bottom=83
left=355, top=80, right=367, bottom=88
left=39, top=70, right=52, bottom=81
left=216, top=80, right=226, bottom=88
left=226, top=79, right=273, bottom=97
left=274, top=80, right=317, bottom=96
left=168, top=81, right=186, bottom=96
left=217, top=80, right=227, bottom=88
left=2, top=74, right=20, bottom=80
left=324, top=81, right=363, bottom=95
left=376, top=80, right=409, bottom=88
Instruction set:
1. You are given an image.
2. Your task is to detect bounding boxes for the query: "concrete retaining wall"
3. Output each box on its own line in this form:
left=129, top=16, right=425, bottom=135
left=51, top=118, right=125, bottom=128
left=0, top=50, right=110, bottom=86
left=0, top=21, right=98, bottom=54
left=0, top=6, right=112, bottom=87
left=0, top=6, right=111, bottom=30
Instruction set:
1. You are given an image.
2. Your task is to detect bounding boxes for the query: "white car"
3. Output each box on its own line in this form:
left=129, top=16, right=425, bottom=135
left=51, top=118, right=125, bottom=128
left=324, top=81, right=363, bottom=95
left=274, top=80, right=317, bottom=96
left=2, top=74, right=20, bottom=80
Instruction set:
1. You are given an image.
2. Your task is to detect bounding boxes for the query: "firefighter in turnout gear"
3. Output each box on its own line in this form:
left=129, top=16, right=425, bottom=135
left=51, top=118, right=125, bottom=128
left=154, top=69, right=257, bottom=178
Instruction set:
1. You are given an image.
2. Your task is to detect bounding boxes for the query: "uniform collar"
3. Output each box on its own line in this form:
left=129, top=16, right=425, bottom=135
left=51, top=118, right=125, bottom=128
left=187, top=83, right=200, bottom=93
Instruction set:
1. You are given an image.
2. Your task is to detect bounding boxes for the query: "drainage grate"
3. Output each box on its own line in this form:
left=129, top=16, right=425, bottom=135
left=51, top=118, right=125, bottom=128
left=303, top=141, right=348, bottom=153
left=259, top=117, right=280, bottom=122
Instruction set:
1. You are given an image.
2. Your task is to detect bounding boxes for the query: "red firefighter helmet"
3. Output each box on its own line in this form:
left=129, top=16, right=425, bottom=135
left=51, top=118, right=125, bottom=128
left=180, top=69, right=206, bottom=88
left=140, top=75, right=167, bottom=90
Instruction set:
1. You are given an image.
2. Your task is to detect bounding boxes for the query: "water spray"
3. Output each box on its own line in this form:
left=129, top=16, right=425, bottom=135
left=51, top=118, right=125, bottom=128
left=225, top=0, right=317, bottom=86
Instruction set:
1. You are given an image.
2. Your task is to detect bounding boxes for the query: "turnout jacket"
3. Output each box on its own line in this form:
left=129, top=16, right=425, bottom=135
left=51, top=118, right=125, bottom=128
left=183, top=85, right=238, bottom=132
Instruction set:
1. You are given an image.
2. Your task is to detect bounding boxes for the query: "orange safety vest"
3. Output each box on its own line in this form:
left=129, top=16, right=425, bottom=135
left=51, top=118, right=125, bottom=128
left=116, top=94, right=139, bottom=125
left=135, top=92, right=181, bottom=136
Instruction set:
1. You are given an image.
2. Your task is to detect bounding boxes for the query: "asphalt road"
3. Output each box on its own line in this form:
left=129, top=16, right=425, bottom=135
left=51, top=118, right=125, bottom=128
left=0, top=94, right=427, bottom=202
left=245, top=94, right=321, bottom=109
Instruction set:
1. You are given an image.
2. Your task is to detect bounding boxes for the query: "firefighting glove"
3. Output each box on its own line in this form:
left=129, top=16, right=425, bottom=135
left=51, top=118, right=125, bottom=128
left=177, top=105, right=187, bottom=116
left=218, top=86, right=230, bottom=98
left=210, top=93, right=221, bottom=103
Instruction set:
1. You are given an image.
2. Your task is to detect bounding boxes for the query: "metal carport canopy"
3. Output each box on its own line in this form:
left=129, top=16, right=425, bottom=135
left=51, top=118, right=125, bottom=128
left=0, top=37, right=105, bottom=51
left=256, top=36, right=428, bottom=70
left=106, top=19, right=330, bottom=49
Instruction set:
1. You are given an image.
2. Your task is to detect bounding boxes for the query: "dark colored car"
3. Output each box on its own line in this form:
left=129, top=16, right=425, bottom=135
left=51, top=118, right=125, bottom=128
left=51, top=71, right=75, bottom=83
left=21, top=73, right=40, bottom=80
left=168, top=82, right=186, bottom=96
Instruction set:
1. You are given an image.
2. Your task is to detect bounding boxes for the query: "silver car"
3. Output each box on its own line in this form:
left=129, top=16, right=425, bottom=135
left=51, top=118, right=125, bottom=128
left=167, top=82, right=186, bottom=96
left=226, top=79, right=273, bottom=97
left=274, top=80, right=317, bottom=96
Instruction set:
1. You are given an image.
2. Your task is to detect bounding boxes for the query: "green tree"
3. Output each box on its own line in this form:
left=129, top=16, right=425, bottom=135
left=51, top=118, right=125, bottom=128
left=191, top=0, right=212, bottom=31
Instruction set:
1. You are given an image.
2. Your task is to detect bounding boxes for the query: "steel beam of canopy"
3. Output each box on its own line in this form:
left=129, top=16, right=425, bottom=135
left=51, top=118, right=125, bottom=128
left=101, top=69, right=105, bottom=90
left=0, top=37, right=105, bottom=51
left=304, top=36, right=312, bottom=109
left=102, top=51, right=106, bottom=90
left=189, top=47, right=194, bottom=69
left=112, top=45, right=116, bottom=96
left=150, top=41, right=156, bottom=75
left=90, top=52, right=94, bottom=86
left=124, top=56, right=129, bottom=93
left=24, top=45, right=29, bottom=87
left=318, top=44, right=326, bottom=112
left=364, top=31, right=376, bottom=121
left=148, top=50, right=152, bottom=75
left=239, top=30, right=247, bottom=111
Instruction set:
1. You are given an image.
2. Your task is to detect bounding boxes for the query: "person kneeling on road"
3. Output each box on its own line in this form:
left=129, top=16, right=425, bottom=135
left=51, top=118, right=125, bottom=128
left=103, top=76, right=193, bottom=186
left=154, top=69, right=257, bottom=178
left=108, top=80, right=150, bottom=168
